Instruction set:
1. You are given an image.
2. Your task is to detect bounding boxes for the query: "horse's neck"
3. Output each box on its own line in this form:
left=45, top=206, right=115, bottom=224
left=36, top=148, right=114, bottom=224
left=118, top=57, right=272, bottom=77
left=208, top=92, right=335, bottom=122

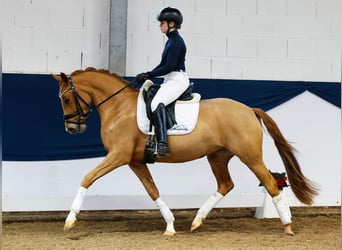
left=85, top=74, right=137, bottom=120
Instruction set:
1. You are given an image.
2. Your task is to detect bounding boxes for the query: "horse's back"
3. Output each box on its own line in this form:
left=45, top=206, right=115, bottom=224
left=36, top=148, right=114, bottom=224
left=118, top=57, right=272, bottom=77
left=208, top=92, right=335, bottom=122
left=197, top=97, right=263, bottom=146
left=199, top=97, right=258, bottom=123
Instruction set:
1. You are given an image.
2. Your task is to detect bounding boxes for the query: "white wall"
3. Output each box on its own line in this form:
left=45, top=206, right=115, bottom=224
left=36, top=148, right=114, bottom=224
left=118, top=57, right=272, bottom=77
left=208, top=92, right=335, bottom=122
left=3, top=92, right=340, bottom=211
left=127, top=0, right=342, bottom=81
left=2, top=0, right=111, bottom=74
left=2, top=0, right=341, bottom=82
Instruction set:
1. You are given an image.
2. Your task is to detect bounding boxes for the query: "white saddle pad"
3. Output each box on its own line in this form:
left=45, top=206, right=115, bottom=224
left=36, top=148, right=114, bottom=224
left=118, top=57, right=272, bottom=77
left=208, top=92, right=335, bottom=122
left=137, top=81, right=201, bottom=135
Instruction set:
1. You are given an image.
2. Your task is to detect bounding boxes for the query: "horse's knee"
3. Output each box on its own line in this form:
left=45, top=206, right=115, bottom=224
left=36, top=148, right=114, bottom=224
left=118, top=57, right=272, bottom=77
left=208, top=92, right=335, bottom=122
left=81, top=175, right=95, bottom=188
left=81, top=167, right=111, bottom=188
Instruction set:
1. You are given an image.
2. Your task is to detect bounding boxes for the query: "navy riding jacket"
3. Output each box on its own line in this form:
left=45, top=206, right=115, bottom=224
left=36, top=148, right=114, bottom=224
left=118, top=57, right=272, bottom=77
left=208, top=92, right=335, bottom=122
left=147, top=30, right=186, bottom=79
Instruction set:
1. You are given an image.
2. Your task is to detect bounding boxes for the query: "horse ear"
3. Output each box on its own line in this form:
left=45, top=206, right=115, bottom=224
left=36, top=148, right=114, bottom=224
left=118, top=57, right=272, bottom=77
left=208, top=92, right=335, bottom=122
left=60, top=72, right=68, bottom=83
left=51, top=74, right=61, bottom=82
left=52, top=72, right=68, bottom=84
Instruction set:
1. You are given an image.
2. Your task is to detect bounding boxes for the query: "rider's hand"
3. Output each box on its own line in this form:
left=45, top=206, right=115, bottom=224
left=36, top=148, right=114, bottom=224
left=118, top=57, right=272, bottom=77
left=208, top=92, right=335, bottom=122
left=135, top=73, right=149, bottom=84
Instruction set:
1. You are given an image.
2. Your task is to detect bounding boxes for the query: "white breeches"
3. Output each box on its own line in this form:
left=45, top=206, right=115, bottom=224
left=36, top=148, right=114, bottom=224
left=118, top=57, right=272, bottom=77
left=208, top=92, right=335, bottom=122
left=151, top=71, right=190, bottom=112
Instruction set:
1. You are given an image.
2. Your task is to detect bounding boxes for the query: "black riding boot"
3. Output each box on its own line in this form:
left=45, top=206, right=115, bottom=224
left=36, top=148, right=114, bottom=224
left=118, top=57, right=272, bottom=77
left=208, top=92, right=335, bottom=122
left=152, top=103, right=170, bottom=156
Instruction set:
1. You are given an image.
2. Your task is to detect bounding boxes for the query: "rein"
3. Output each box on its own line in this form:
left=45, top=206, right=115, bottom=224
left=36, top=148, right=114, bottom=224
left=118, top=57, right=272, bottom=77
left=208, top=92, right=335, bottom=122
left=95, top=78, right=137, bottom=109
left=61, top=76, right=137, bottom=123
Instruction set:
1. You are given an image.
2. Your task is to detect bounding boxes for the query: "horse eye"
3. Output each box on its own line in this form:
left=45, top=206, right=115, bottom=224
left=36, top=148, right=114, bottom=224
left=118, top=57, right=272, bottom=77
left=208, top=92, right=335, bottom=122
left=64, top=98, right=71, bottom=104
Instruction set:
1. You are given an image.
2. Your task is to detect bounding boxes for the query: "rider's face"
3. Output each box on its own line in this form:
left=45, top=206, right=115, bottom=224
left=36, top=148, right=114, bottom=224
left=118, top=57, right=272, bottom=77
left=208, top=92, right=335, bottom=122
left=159, top=21, right=169, bottom=33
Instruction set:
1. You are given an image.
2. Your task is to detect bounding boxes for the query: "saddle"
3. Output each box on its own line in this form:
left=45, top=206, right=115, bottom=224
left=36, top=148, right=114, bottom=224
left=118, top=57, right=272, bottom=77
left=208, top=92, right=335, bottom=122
left=139, top=81, right=199, bottom=163
left=142, top=82, right=195, bottom=131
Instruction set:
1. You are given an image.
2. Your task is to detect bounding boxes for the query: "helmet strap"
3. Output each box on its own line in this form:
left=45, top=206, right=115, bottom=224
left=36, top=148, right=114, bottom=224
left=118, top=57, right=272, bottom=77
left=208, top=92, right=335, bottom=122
left=167, top=22, right=176, bottom=34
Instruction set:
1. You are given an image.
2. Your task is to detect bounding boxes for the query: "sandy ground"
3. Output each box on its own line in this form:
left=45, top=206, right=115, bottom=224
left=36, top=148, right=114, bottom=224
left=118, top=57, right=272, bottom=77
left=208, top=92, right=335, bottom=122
left=2, top=208, right=341, bottom=250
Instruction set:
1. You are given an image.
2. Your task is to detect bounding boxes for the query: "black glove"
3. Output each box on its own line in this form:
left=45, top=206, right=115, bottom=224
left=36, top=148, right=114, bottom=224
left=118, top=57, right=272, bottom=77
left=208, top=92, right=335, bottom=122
left=135, top=73, right=149, bottom=84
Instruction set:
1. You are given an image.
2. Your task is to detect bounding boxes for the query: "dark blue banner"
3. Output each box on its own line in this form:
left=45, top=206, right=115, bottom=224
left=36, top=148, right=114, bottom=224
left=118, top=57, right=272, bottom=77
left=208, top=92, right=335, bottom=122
left=3, top=73, right=340, bottom=161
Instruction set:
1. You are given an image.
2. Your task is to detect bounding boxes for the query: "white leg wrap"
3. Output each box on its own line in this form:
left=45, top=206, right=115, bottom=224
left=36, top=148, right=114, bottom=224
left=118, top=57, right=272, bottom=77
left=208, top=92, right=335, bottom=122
left=155, top=198, right=175, bottom=224
left=70, top=186, right=87, bottom=214
left=155, top=198, right=176, bottom=233
left=272, top=193, right=292, bottom=225
left=197, top=192, right=224, bottom=219
left=66, top=210, right=77, bottom=222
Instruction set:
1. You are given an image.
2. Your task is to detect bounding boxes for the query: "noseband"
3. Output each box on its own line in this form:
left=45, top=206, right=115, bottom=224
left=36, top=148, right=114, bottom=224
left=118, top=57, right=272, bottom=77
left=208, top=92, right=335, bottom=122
left=59, top=76, right=136, bottom=124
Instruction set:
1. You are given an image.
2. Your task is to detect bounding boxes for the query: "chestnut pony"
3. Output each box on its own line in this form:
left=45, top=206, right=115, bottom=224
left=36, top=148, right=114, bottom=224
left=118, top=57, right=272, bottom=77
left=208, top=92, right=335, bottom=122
left=52, top=67, right=317, bottom=236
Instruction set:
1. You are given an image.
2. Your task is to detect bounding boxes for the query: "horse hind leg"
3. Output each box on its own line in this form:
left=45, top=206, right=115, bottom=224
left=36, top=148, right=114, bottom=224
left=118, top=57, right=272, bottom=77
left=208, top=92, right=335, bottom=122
left=242, top=156, right=294, bottom=236
left=191, top=150, right=234, bottom=232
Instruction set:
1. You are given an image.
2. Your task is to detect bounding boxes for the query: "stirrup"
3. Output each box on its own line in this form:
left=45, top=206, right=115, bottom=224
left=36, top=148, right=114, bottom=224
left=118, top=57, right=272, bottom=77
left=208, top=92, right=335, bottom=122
left=146, top=139, right=156, bottom=154
left=143, top=136, right=157, bottom=164
left=157, top=142, right=169, bottom=156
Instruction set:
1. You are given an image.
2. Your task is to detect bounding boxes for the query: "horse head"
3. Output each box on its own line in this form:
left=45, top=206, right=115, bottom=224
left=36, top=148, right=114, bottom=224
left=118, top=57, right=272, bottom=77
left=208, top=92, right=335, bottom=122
left=52, top=72, right=91, bottom=134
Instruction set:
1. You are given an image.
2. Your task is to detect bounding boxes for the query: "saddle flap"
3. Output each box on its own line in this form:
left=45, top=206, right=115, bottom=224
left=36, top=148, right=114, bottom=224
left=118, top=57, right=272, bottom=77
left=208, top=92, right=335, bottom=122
left=137, top=81, right=201, bottom=136
left=142, top=81, right=196, bottom=130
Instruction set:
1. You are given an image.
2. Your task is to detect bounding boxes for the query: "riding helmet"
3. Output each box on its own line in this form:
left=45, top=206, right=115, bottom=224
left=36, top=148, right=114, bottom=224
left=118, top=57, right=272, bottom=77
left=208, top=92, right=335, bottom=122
left=157, top=7, right=183, bottom=28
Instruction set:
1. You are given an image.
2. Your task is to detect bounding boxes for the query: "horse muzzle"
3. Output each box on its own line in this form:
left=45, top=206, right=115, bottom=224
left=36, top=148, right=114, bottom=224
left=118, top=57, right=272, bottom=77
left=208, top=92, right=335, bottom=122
left=65, top=122, right=87, bottom=134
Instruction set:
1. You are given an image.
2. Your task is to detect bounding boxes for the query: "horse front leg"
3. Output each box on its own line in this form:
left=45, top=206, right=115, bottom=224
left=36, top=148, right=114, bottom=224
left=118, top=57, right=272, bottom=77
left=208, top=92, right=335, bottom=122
left=64, top=153, right=126, bottom=231
left=129, top=162, right=176, bottom=236
left=191, top=150, right=234, bottom=232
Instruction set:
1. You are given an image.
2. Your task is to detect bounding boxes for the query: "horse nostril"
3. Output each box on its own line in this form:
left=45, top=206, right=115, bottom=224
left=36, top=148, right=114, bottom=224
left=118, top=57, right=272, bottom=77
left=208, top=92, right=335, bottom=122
left=68, top=128, right=77, bottom=134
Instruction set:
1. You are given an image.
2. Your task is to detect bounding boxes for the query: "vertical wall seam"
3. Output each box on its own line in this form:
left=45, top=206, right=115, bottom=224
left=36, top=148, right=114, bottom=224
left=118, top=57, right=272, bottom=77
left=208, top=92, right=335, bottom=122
left=80, top=52, right=83, bottom=69
left=82, top=8, right=85, bottom=28
left=99, top=33, right=102, bottom=50
left=109, top=0, right=127, bottom=75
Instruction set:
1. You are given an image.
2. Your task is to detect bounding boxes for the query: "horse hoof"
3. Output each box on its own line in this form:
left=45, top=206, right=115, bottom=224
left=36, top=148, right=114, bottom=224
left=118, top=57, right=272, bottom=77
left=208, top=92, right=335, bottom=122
left=284, top=224, right=294, bottom=236
left=163, top=230, right=176, bottom=236
left=285, top=230, right=295, bottom=236
left=64, top=220, right=76, bottom=231
left=191, top=216, right=203, bottom=232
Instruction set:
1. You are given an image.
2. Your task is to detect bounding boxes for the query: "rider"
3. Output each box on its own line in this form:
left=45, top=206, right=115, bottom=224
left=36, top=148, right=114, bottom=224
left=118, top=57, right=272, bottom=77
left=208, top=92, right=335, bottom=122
left=135, top=7, right=190, bottom=156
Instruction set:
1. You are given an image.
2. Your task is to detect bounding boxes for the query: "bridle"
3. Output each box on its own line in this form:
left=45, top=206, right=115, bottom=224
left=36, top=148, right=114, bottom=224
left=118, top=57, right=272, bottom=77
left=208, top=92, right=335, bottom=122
left=59, top=76, right=136, bottom=125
